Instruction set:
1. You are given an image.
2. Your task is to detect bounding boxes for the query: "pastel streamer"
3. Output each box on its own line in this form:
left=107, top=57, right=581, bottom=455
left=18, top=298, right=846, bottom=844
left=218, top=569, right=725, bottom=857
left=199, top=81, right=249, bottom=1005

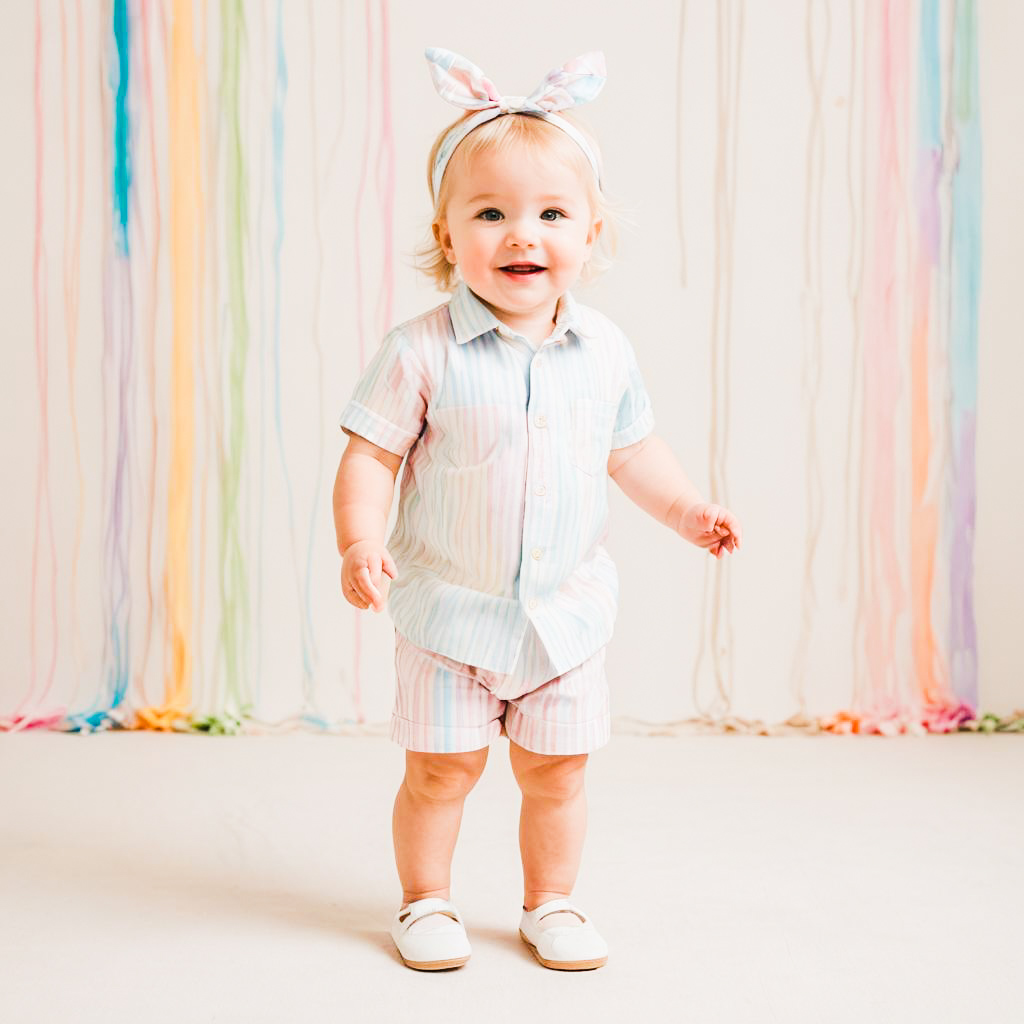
left=19, top=0, right=60, bottom=732
left=909, top=0, right=944, bottom=718
left=106, top=0, right=134, bottom=725
left=62, top=0, right=88, bottom=704
left=267, top=0, right=324, bottom=725
left=788, top=0, right=828, bottom=728
left=218, top=0, right=252, bottom=721
left=948, top=0, right=981, bottom=709
left=909, top=0, right=971, bottom=730
left=690, top=0, right=743, bottom=722
left=135, top=0, right=199, bottom=731
left=348, top=0, right=397, bottom=722
left=302, top=0, right=326, bottom=706
left=133, top=0, right=167, bottom=699
left=270, top=0, right=288, bottom=698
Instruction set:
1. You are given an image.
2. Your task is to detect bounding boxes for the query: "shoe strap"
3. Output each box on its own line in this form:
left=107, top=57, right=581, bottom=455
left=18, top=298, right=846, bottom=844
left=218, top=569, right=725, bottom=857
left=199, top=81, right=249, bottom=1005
left=525, top=898, right=587, bottom=924
left=397, top=897, right=461, bottom=931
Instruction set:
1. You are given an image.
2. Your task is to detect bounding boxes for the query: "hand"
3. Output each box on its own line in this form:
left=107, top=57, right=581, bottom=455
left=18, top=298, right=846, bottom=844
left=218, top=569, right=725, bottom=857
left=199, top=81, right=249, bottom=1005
left=678, top=503, right=743, bottom=560
left=341, top=540, right=398, bottom=612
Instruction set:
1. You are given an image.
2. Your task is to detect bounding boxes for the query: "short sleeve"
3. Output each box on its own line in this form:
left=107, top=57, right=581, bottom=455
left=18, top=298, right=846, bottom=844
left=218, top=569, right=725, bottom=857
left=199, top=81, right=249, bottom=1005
left=339, top=329, right=429, bottom=458
left=610, top=333, right=655, bottom=449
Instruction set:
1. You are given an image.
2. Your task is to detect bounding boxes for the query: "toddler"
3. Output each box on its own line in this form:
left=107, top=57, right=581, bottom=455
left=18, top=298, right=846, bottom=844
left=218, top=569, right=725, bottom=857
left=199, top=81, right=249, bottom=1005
left=332, top=47, right=743, bottom=972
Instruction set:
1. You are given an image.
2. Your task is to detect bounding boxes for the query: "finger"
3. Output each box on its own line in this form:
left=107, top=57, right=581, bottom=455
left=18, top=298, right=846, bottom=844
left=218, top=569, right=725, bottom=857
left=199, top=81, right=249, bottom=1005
left=366, top=554, right=385, bottom=592
left=357, top=580, right=381, bottom=613
left=358, top=565, right=380, bottom=595
left=359, top=566, right=383, bottom=610
left=383, top=552, right=398, bottom=579
left=720, top=513, right=742, bottom=549
left=345, top=571, right=371, bottom=607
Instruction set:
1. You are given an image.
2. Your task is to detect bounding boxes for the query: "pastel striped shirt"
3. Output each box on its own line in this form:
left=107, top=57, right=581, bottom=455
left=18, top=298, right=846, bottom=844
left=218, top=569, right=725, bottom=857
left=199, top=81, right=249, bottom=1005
left=339, top=279, right=655, bottom=675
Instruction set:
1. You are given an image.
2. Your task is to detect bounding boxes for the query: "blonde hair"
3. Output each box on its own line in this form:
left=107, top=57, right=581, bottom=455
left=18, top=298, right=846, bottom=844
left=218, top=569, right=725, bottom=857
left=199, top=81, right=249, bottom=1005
left=412, top=110, right=626, bottom=293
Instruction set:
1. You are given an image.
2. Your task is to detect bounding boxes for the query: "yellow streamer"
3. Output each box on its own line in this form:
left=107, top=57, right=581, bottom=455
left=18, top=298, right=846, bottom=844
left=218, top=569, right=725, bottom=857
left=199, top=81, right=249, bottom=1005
left=136, top=0, right=198, bottom=730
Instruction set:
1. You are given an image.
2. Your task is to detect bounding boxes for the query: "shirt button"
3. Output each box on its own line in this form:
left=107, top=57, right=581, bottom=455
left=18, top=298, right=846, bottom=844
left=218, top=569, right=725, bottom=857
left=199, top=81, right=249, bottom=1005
left=531, top=548, right=542, bottom=560
left=534, top=484, right=546, bottom=496
left=535, top=415, right=547, bottom=428
left=528, top=598, right=539, bottom=610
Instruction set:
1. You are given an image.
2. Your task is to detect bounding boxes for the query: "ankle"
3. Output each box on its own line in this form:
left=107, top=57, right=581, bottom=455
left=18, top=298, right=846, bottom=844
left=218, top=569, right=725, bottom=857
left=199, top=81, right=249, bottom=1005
left=401, top=887, right=450, bottom=909
left=523, top=890, right=570, bottom=912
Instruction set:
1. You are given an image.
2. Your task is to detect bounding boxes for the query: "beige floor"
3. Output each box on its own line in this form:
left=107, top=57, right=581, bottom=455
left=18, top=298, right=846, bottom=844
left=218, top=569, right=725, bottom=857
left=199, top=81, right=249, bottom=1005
left=1, top=730, right=1021, bottom=1024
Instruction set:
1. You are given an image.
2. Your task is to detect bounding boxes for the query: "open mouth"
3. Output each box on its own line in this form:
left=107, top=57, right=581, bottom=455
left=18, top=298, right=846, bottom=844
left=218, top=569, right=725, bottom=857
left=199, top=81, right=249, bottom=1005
left=500, top=263, right=546, bottom=277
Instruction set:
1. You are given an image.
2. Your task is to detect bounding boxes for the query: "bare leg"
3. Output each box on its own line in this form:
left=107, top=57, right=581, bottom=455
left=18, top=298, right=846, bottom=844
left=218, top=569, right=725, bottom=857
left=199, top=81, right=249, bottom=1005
left=509, top=742, right=588, bottom=915
left=392, top=748, right=488, bottom=915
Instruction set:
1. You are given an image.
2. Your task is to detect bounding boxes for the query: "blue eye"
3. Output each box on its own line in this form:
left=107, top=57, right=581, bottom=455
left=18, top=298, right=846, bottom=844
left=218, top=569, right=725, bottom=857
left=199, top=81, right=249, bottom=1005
left=477, top=209, right=502, bottom=221
left=541, top=209, right=565, bottom=221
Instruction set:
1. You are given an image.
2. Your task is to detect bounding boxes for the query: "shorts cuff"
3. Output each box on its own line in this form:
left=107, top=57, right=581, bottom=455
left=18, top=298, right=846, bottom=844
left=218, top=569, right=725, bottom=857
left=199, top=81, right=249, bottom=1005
left=503, top=706, right=611, bottom=755
left=389, top=713, right=500, bottom=753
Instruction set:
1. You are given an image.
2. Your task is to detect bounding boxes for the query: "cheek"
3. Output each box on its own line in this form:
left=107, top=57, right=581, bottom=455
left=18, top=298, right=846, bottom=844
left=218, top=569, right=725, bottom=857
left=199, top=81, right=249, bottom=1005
left=457, top=231, right=492, bottom=265
left=551, top=231, right=590, bottom=266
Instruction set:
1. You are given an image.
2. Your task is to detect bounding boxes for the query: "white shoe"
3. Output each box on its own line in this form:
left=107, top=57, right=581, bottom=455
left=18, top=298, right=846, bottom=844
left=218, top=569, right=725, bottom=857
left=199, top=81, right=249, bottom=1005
left=518, top=898, right=609, bottom=970
left=390, top=897, right=471, bottom=971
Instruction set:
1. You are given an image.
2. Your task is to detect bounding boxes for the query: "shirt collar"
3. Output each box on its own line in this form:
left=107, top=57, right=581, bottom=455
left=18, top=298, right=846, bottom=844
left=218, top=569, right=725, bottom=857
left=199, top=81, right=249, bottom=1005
left=448, top=279, right=595, bottom=349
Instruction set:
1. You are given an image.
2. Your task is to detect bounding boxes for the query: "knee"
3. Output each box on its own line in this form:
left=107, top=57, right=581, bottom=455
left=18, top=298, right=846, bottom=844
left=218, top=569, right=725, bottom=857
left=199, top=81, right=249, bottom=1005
left=512, top=751, right=588, bottom=801
left=404, top=747, right=488, bottom=802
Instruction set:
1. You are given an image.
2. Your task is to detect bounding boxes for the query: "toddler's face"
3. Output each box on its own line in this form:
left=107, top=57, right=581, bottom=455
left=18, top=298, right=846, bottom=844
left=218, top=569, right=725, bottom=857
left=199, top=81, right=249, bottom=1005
left=435, top=143, right=602, bottom=338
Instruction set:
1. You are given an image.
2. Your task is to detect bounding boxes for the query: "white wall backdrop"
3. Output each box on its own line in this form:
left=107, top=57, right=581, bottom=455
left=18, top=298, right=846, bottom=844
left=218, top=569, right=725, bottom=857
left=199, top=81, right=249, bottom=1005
left=1, top=0, right=1021, bottom=734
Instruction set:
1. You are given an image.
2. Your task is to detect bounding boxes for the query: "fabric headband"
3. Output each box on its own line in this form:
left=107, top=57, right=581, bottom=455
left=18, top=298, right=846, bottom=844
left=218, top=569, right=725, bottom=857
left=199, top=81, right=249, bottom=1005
left=424, top=47, right=607, bottom=205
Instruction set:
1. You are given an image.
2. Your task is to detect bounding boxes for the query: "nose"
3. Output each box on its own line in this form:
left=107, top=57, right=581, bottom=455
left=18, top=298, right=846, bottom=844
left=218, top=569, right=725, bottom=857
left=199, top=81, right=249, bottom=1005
left=504, top=217, right=538, bottom=249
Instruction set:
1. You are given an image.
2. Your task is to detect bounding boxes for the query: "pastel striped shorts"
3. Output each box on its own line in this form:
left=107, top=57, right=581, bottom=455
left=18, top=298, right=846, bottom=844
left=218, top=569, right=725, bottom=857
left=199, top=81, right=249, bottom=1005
left=390, top=626, right=611, bottom=755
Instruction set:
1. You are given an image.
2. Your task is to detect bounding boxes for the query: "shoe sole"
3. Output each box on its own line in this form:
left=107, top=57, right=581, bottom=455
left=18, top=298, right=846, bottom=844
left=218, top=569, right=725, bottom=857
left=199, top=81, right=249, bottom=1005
left=519, top=930, right=608, bottom=971
left=398, top=954, right=470, bottom=971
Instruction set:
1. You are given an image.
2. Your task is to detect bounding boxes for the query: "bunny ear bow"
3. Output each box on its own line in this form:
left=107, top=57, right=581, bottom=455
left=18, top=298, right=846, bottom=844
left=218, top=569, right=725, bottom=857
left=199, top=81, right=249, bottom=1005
left=424, top=47, right=606, bottom=114
left=424, top=47, right=606, bottom=201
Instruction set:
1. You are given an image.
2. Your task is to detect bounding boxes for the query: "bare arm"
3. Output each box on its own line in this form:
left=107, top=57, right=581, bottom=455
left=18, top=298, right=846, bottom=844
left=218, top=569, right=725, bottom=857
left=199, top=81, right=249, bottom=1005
left=333, top=432, right=404, bottom=609
left=608, top=434, right=743, bottom=558
left=607, top=434, right=703, bottom=533
left=333, top=432, right=403, bottom=554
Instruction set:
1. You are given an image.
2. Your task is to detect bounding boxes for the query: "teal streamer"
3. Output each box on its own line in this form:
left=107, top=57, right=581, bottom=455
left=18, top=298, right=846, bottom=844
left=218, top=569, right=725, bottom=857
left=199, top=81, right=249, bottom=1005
left=71, top=3, right=136, bottom=736
left=111, top=0, right=131, bottom=256
left=269, top=1, right=315, bottom=688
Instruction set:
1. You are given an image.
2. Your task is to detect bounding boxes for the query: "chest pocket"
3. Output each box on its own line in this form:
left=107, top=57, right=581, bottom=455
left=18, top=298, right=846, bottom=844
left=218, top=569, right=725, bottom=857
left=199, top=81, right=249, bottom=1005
left=570, top=398, right=618, bottom=476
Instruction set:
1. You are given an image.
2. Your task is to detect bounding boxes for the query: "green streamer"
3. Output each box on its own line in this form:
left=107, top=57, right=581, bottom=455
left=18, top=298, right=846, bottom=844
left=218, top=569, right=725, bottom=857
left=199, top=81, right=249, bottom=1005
left=218, top=0, right=252, bottom=723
